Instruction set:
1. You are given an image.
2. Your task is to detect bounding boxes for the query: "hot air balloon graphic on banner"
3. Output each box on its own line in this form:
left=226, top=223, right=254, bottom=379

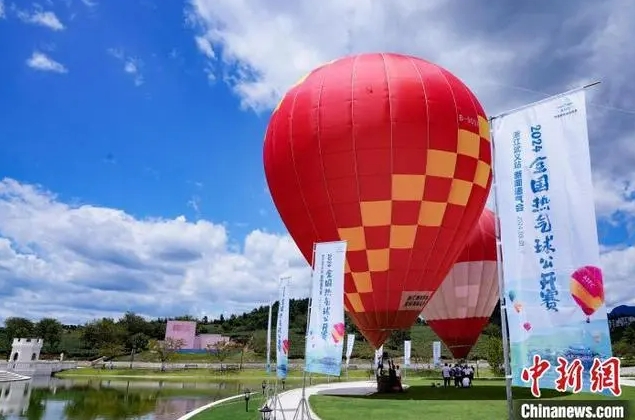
left=570, top=265, right=605, bottom=323
left=264, top=53, right=492, bottom=348
left=421, top=208, right=498, bottom=359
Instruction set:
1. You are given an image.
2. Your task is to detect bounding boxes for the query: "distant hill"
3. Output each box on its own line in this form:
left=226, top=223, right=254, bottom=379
left=608, top=305, right=635, bottom=318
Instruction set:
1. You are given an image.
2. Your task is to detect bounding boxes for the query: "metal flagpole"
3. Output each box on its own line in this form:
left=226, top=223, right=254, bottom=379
left=488, top=80, right=601, bottom=420
left=490, top=81, right=600, bottom=122
left=293, top=243, right=316, bottom=420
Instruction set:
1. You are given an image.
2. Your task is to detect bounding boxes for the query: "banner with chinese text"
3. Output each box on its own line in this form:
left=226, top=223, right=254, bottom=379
left=276, top=275, right=291, bottom=380
left=404, top=340, right=411, bottom=367
left=492, top=90, right=614, bottom=394
left=305, top=241, right=347, bottom=376
left=266, top=303, right=272, bottom=374
left=374, top=345, right=384, bottom=369
left=345, top=334, right=355, bottom=368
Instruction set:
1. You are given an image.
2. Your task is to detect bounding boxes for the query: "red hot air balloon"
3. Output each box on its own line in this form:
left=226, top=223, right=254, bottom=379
left=264, top=53, right=492, bottom=348
left=421, top=209, right=498, bottom=359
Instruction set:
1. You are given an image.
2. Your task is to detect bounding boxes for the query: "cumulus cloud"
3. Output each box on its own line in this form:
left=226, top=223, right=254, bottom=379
left=16, top=9, right=65, bottom=31
left=26, top=51, right=68, bottom=73
left=0, top=0, right=5, bottom=19
left=184, top=0, right=635, bottom=309
left=107, top=48, right=144, bottom=86
left=0, top=179, right=310, bottom=324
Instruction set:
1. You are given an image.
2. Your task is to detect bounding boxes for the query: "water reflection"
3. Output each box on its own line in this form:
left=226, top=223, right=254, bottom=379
left=0, top=377, right=258, bottom=420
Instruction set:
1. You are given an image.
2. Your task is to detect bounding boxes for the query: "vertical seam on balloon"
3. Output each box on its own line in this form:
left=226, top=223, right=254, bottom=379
left=315, top=63, right=339, bottom=249
left=381, top=53, right=397, bottom=332
left=288, top=83, right=320, bottom=246
left=409, top=66, right=456, bottom=303
left=348, top=54, right=377, bottom=334
left=403, top=56, right=432, bottom=319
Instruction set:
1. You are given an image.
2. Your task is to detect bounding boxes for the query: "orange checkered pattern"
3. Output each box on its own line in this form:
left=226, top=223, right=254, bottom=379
left=340, top=117, right=492, bottom=315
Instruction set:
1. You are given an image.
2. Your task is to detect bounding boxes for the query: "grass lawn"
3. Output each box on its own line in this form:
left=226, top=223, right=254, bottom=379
left=189, top=394, right=268, bottom=420
left=310, top=381, right=635, bottom=420
left=55, top=367, right=375, bottom=382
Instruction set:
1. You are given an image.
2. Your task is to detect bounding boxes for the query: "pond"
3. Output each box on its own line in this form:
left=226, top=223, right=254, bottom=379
left=0, top=377, right=272, bottom=420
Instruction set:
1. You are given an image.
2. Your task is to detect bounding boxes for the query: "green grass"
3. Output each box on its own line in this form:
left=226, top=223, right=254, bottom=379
left=189, top=394, right=267, bottom=420
left=310, top=381, right=635, bottom=420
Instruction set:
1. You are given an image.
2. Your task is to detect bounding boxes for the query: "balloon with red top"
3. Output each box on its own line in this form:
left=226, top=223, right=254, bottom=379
left=421, top=208, right=498, bottom=359
left=263, top=52, right=492, bottom=348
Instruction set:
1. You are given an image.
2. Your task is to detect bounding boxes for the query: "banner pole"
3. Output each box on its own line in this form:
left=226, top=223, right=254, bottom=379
left=490, top=81, right=600, bottom=122
left=489, top=119, right=515, bottom=420
left=294, top=242, right=316, bottom=420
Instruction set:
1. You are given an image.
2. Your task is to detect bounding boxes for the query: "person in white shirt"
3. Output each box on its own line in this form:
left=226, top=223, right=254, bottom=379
left=441, top=363, right=451, bottom=388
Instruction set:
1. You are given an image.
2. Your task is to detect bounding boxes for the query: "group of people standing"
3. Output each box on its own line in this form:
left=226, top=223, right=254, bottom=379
left=441, top=363, right=474, bottom=388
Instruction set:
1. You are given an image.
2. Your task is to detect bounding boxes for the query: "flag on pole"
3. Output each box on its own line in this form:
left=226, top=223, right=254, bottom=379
left=265, top=302, right=273, bottom=374
left=432, top=341, right=441, bottom=366
left=345, top=334, right=355, bottom=368
left=404, top=340, right=411, bottom=367
left=305, top=241, right=347, bottom=376
left=374, top=345, right=384, bottom=369
left=276, top=276, right=291, bottom=379
left=492, top=89, right=614, bottom=395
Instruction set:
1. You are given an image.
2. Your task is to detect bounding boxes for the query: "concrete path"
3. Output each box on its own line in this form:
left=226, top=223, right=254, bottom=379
left=267, top=380, right=392, bottom=420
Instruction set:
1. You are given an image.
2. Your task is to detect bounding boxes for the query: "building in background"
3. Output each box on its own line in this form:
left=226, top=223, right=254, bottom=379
left=164, top=320, right=229, bottom=353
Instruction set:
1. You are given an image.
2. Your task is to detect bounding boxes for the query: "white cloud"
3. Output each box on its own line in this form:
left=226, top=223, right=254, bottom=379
left=26, top=51, right=67, bottom=73
left=17, top=9, right=65, bottom=31
left=0, top=179, right=309, bottom=324
left=108, top=48, right=144, bottom=86
left=184, top=0, right=635, bottom=311
left=0, top=0, right=5, bottom=19
left=80, top=0, right=98, bottom=7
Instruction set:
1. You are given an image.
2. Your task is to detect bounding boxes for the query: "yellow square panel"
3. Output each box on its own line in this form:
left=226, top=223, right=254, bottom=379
left=457, top=129, right=480, bottom=158
left=478, top=116, right=490, bottom=141
left=474, top=160, right=491, bottom=188
left=352, top=272, right=373, bottom=293
left=426, top=150, right=457, bottom=178
left=448, top=179, right=473, bottom=206
left=418, top=201, right=447, bottom=227
left=390, top=225, right=417, bottom=249
left=367, top=248, right=390, bottom=272
left=392, top=174, right=426, bottom=201
left=346, top=293, right=365, bottom=313
left=338, top=227, right=366, bottom=251
left=360, top=200, right=392, bottom=227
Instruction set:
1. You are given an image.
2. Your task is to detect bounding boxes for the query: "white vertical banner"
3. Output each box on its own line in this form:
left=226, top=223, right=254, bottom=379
left=276, top=275, right=291, bottom=380
left=374, top=345, right=384, bottom=369
left=265, top=302, right=273, bottom=374
left=403, top=340, right=411, bottom=367
left=345, top=334, right=355, bottom=368
left=432, top=341, right=441, bottom=366
left=305, top=241, right=347, bottom=376
left=492, top=89, right=613, bottom=395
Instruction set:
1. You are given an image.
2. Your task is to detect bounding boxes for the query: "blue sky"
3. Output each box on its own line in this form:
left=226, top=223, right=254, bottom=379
left=0, top=0, right=634, bottom=324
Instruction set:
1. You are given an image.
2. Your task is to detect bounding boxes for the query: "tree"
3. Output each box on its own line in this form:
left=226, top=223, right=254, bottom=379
left=207, top=340, right=238, bottom=370
left=81, top=318, right=126, bottom=350
left=5, top=317, right=35, bottom=341
left=484, top=335, right=504, bottom=376
left=149, top=338, right=184, bottom=371
left=35, top=318, right=63, bottom=353
left=99, top=342, right=125, bottom=360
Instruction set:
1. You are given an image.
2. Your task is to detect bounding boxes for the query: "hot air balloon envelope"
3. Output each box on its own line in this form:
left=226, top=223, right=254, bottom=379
left=421, top=209, right=498, bottom=359
left=570, top=265, right=604, bottom=318
left=264, top=53, right=492, bottom=348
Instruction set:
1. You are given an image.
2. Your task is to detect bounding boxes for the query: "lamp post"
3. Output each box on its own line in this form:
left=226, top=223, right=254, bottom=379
left=244, top=389, right=251, bottom=412
left=259, top=404, right=273, bottom=420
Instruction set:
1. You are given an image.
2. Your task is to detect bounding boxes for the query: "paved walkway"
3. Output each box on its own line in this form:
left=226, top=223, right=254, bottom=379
left=267, top=380, right=402, bottom=420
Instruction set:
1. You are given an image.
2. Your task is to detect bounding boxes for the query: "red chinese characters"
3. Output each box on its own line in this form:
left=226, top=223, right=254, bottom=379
left=589, top=357, right=622, bottom=396
left=521, top=355, right=551, bottom=397
left=554, top=357, right=583, bottom=393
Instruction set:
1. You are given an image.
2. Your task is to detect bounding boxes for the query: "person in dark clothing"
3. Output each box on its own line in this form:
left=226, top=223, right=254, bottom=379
left=453, top=364, right=461, bottom=387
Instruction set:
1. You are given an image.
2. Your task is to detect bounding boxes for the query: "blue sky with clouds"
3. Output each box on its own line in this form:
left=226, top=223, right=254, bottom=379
left=0, top=0, right=634, bottom=324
